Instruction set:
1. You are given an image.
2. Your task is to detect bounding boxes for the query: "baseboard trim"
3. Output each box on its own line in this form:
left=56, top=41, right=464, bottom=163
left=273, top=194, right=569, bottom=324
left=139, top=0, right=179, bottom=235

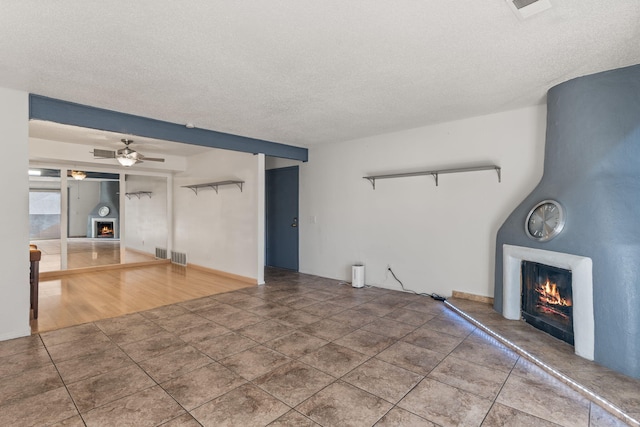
left=186, top=263, right=257, bottom=285
left=40, top=259, right=170, bottom=280
left=451, top=290, right=494, bottom=304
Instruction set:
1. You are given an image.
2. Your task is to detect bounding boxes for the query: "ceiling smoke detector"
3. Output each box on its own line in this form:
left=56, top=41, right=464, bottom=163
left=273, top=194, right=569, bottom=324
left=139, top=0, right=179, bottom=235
left=507, top=0, right=552, bottom=19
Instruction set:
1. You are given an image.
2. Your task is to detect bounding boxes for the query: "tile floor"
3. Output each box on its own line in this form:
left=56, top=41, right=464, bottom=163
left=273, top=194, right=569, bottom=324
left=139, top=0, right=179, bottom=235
left=1, top=268, right=638, bottom=426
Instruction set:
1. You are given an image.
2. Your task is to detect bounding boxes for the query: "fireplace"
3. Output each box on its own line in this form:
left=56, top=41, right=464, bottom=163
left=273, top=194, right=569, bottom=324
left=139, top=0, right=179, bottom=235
left=521, top=261, right=573, bottom=346
left=495, top=65, right=640, bottom=378
left=96, top=221, right=115, bottom=238
left=502, top=244, right=594, bottom=360
left=91, top=218, right=118, bottom=239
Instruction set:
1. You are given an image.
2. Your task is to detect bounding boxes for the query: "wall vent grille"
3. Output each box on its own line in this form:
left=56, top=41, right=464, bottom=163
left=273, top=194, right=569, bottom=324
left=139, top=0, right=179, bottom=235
left=155, top=248, right=167, bottom=259
left=512, top=0, right=539, bottom=9
left=507, top=0, right=551, bottom=19
left=171, top=251, right=187, bottom=266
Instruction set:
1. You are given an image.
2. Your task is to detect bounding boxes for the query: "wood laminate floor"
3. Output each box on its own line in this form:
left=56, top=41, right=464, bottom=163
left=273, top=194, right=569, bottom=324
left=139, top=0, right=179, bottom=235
left=32, top=239, right=158, bottom=273
left=31, top=263, right=255, bottom=334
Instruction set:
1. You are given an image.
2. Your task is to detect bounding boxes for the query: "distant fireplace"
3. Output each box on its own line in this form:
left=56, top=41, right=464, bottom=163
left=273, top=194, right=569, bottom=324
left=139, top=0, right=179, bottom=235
left=91, top=218, right=118, bottom=239
left=521, top=261, right=573, bottom=345
left=96, top=221, right=114, bottom=238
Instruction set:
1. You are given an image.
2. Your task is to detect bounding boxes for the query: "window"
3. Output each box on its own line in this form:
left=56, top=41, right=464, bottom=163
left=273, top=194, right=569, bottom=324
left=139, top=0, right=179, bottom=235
left=29, top=190, right=61, bottom=239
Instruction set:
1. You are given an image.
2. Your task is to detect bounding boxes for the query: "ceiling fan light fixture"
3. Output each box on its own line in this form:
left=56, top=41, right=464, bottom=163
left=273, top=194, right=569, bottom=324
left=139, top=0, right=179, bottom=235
left=71, top=170, right=87, bottom=180
left=116, top=156, right=137, bottom=167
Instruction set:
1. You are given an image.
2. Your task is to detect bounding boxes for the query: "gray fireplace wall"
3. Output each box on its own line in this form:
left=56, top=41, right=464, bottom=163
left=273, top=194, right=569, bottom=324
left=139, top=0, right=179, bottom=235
left=87, top=181, right=120, bottom=238
left=494, top=64, right=640, bottom=379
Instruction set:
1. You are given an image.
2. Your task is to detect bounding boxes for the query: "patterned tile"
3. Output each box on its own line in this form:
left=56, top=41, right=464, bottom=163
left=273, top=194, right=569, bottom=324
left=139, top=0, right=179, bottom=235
left=496, top=372, right=590, bottom=427
left=298, top=318, right=358, bottom=341
left=161, top=362, right=246, bottom=410
left=0, top=387, right=77, bottom=426
left=334, top=330, right=395, bottom=356
left=428, top=355, right=509, bottom=400
left=299, top=342, right=370, bottom=377
left=119, top=330, right=187, bottom=363
left=268, top=410, right=320, bottom=426
left=220, top=345, right=291, bottom=380
left=376, top=341, right=445, bottom=375
left=40, top=322, right=103, bottom=347
left=254, top=360, right=334, bottom=406
left=481, top=402, right=559, bottom=426
left=297, top=381, right=392, bottom=427
left=398, top=378, right=493, bottom=427
left=0, top=345, right=53, bottom=379
left=0, top=364, right=64, bottom=407
left=193, top=332, right=257, bottom=360
left=83, top=385, right=184, bottom=427
left=139, top=345, right=213, bottom=383
left=342, top=358, right=423, bottom=403
left=191, top=383, right=289, bottom=427
left=236, top=319, right=294, bottom=343
left=265, top=331, right=328, bottom=358
left=375, top=407, right=436, bottom=426
left=55, top=346, right=134, bottom=384
left=66, top=364, right=155, bottom=412
left=401, top=326, right=466, bottom=354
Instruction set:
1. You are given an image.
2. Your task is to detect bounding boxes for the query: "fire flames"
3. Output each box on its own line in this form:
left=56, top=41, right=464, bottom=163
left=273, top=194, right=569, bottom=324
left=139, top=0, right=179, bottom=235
left=536, top=279, right=572, bottom=307
left=100, top=226, right=113, bottom=235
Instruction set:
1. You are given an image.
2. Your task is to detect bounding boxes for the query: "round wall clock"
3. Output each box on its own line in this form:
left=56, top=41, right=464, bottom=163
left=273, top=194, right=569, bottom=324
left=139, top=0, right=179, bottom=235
left=525, top=199, right=565, bottom=242
left=98, top=206, right=110, bottom=217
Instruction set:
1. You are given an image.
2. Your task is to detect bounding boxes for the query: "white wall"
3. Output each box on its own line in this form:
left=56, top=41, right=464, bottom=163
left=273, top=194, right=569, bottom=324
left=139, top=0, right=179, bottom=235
left=0, top=87, right=30, bottom=339
left=299, top=105, right=547, bottom=298
left=266, top=156, right=301, bottom=170
left=68, top=180, right=100, bottom=237
left=173, top=148, right=262, bottom=281
left=124, top=175, right=168, bottom=254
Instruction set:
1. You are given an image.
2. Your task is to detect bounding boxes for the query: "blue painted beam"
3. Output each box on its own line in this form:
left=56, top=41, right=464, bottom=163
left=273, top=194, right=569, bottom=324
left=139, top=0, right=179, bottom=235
left=29, top=94, right=308, bottom=162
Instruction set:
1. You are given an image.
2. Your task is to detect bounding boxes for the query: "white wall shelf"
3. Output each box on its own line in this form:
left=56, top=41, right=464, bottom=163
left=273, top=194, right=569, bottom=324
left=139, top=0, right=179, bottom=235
left=182, top=180, right=244, bottom=195
left=363, top=165, right=501, bottom=189
left=125, top=191, right=152, bottom=199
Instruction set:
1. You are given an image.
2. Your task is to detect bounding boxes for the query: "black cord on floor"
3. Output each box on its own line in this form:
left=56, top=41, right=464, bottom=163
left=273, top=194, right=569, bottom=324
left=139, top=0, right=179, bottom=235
left=388, top=267, right=446, bottom=301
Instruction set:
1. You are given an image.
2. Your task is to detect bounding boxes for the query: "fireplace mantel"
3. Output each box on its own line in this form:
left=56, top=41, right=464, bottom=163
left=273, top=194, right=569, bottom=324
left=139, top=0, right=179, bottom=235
left=502, top=244, right=594, bottom=360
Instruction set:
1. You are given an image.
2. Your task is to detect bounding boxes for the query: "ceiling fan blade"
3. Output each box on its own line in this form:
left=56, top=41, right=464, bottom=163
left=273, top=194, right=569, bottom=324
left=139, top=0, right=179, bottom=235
left=138, top=156, right=165, bottom=162
left=93, top=149, right=116, bottom=159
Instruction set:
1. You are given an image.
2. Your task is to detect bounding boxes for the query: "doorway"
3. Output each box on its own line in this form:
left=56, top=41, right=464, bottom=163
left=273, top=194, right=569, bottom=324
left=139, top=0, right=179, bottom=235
left=265, top=166, right=299, bottom=271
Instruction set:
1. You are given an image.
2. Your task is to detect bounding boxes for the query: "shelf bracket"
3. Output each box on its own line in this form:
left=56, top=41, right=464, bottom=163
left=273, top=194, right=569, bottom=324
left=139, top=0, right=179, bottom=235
left=432, top=172, right=439, bottom=187
left=125, top=191, right=153, bottom=199
left=495, top=166, right=502, bottom=183
left=365, top=177, right=376, bottom=189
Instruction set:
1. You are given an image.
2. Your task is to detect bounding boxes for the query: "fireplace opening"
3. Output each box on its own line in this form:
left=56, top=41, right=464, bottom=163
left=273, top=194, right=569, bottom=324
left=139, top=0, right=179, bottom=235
left=521, top=261, right=574, bottom=346
left=96, top=221, right=115, bottom=238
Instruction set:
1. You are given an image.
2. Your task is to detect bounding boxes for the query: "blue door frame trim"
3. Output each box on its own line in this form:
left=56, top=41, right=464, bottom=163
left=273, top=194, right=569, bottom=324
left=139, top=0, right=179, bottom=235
left=29, top=94, right=308, bottom=162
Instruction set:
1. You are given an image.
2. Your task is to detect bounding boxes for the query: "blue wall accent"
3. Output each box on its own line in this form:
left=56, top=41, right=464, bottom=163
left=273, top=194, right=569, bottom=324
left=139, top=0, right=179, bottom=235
left=494, top=64, right=640, bottom=379
left=29, top=95, right=308, bottom=162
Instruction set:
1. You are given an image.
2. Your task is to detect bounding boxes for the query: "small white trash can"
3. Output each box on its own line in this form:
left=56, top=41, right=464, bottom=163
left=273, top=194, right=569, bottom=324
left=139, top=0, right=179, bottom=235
left=352, top=264, right=365, bottom=288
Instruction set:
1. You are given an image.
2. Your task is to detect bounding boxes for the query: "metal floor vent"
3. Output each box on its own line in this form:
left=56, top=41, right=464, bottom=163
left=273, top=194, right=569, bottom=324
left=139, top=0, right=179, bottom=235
left=155, top=248, right=167, bottom=259
left=171, top=251, right=187, bottom=266
left=507, top=0, right=551, bottom=19
left=513, top=0, right=539, bottom=9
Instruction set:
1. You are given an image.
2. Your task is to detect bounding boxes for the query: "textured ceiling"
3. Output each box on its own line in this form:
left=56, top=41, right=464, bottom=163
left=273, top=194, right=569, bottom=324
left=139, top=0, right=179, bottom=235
left=1, top=1, right=639, bottom=147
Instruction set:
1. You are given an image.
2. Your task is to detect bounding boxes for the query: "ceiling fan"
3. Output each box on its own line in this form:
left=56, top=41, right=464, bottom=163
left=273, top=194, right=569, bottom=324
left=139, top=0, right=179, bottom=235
left=93, top=139, right=165, bottom=167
